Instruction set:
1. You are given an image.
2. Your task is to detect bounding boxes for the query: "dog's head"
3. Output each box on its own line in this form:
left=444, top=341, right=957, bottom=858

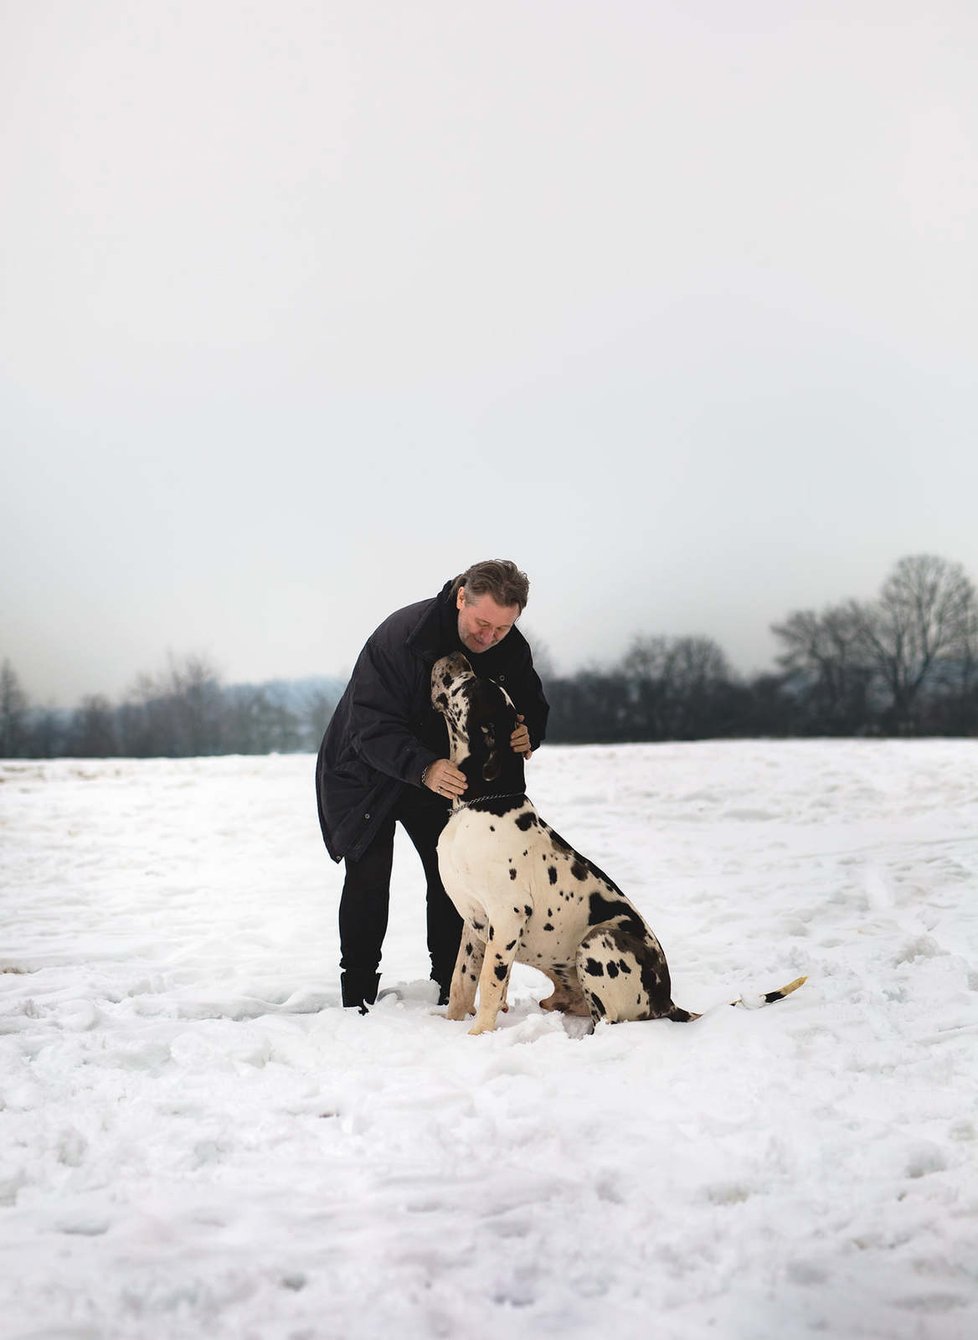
left=431, top=653, right=519, bottom=784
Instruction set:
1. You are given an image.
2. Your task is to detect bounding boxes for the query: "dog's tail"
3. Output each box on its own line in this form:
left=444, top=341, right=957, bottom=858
left=666, top=974, right=807, bottom=1023
left=730, top=974, right=808, bottom=1010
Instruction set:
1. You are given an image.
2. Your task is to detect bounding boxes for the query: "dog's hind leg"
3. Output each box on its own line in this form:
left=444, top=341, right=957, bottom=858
left=538, top=967, right=590, bottom=1016
left=445, top=925, right=485, bottom=1021
left=577, top=923, right=696, bottom=1025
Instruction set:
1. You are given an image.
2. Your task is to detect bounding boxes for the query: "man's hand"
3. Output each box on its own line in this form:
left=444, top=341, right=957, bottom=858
left=510, top=714, right=532, bottom=760
left=423, top=758, right=468, bottom=800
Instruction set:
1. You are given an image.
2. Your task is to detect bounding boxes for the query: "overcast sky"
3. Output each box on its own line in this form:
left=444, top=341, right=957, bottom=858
left=2, top=0, right=977, bottom=707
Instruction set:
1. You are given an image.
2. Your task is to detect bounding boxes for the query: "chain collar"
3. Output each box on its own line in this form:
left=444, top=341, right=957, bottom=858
left=452, top=791, right=526, bottom=813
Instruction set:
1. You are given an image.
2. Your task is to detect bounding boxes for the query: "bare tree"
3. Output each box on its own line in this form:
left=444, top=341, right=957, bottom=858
left=167, top=654, right=225, bottom=755
left=621, top=635, right=672, bottom=737
left=620, top=634, right=734, bottom=739
left=0, top=659, right=30, bottom=757
left=302, top=686, right=341, bottom=752
left=546, top=667, right=633, bottom=743
left=24, top=706, right=68, bottom=758
left=224, top=685, right=302, bottom=754
left=118, top=653, right=226, bottom=756
left=772, top=603, right=873, bottom=732
left=67, top=695, right=119, bottom=757
left=853, top=554, right=978, bottom=731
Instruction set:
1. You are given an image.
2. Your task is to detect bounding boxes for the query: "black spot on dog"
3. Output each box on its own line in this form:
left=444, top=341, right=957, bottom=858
left=590, top=994, right=606, bottom=1019
left=571, top=860, right=588, bottom=881
left=587, top=890, right=645, bottom=934
left=618, top=959, right=632, bottom=974
left=494, top=964, right=507, bottom=982
left=505, top=939, right=517, bottom=951
left=524, top=905, right=532, bottom=917
left=472, top=920, right=485, bottom=932
left=548, top=866, right=558, bottom=885
left=606, top=961, right=619, bottom=979
left=543, top=923, right=554, bottom=932
left=584, top=958, right=605, bottom=977
left=509, top=868, right=517, bottom=881
left=598, top=924, right=675, bottom=1016
left=515, top=812, right=537, bottom=831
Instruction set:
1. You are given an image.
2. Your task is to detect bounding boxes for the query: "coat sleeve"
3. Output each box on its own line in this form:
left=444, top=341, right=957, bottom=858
left=347, top=635, right=436, bottom=786
left=509, top=646, right=550, bottom=751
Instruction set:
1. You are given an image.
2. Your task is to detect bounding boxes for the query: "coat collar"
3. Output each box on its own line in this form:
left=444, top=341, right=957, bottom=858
left=405, top=581, right=457, bottom=660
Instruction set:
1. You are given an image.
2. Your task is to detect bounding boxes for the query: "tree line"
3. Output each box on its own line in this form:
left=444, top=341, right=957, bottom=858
left=0, top=656, right=340, bottom=760
left=2, top=554, right=976, bottom=759
left=545, top=554, right=977, bottom=741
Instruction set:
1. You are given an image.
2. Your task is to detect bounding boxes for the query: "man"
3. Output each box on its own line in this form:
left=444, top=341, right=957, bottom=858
left=316, top=560, right=550, bottom=1011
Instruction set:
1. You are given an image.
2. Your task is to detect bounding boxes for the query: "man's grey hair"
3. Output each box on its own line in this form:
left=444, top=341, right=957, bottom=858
left=451, top=560, right=530, bottom=612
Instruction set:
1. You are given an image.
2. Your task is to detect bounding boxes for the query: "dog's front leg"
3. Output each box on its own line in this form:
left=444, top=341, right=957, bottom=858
left=469, top=907, right=529, bottom=1036
left=446, top=924, right=485, bottom=1021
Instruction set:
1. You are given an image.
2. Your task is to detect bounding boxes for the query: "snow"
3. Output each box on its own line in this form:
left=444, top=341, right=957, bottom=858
left=2, top=740, right=977, bottom=1340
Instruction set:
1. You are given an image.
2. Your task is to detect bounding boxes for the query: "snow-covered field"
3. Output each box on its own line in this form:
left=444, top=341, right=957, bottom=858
left=1, top=740, right=976, bottom=1340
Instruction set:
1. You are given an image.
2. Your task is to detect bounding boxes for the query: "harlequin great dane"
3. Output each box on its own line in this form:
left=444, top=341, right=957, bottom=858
left=432, top=652, right=805, bottom=1036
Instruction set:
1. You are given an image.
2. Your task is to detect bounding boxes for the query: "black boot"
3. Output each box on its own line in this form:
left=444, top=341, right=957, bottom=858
left=341, top=972, right=380, bottom=1014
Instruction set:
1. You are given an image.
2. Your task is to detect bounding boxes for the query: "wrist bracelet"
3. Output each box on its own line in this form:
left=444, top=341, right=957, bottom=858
left=420, top=764, right=431, bottom=787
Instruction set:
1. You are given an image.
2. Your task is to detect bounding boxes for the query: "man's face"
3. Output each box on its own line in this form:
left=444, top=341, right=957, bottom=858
left=456, top=588, right=521, bottom=655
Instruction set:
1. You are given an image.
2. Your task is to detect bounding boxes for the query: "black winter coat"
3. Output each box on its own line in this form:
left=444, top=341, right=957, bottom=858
left=315, top=581, right=550, bottom=862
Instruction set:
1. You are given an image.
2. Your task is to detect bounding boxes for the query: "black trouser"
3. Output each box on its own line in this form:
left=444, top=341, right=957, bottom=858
left=338, top=785, right=462, bottom=992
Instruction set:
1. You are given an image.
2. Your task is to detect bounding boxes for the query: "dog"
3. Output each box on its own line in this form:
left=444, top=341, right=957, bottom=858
left=432, top=652, right=805, bottom=1035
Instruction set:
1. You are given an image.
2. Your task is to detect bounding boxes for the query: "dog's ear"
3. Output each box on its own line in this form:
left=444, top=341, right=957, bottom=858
left=480, top=723, right=501, bottom=781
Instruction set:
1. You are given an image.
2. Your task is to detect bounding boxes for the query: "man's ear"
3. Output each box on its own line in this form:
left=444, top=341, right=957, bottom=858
left=480, top=723, right=501, bottom=781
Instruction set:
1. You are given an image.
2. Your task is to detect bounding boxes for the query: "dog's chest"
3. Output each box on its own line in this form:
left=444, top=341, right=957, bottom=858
left=437, top=806, right=596, bottom=958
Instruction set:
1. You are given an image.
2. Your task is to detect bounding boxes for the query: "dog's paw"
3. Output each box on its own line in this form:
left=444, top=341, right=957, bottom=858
left=468, top=1016, right=499, bottom=1036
